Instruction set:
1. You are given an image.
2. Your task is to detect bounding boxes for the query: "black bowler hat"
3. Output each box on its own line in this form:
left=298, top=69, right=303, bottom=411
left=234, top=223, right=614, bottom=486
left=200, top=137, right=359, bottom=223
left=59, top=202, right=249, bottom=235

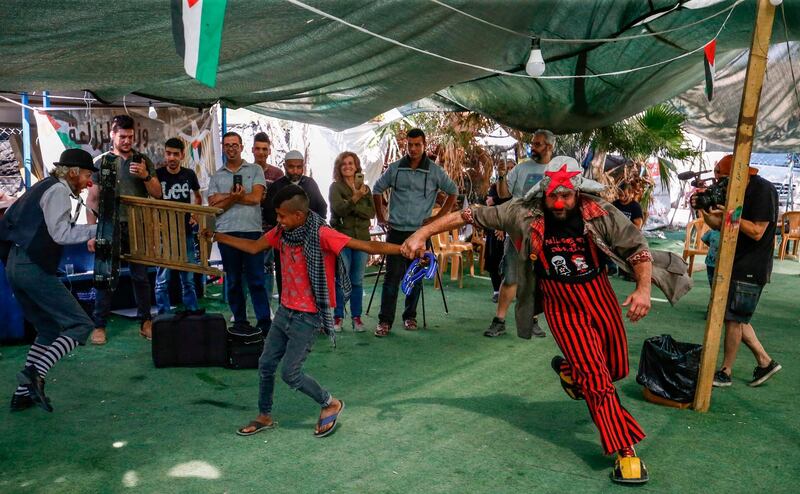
left=53, top=148, right=98, bottom=172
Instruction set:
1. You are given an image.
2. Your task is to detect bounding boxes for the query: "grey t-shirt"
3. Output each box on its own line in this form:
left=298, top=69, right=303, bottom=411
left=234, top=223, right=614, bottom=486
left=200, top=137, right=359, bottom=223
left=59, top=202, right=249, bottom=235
left=208, top=162, right=266, bottom=233
left=506, top=158, right=546, bottom=198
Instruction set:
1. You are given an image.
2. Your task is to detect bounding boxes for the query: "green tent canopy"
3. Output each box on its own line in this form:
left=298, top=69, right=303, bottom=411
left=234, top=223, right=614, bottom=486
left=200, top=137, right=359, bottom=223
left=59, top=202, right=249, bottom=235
left=2, top=1, right=798, bottom=132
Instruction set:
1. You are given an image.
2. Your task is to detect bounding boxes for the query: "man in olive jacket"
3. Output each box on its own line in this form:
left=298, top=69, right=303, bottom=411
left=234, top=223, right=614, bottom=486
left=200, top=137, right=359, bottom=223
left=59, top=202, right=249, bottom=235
left=401, top=157, right=692, bottom=485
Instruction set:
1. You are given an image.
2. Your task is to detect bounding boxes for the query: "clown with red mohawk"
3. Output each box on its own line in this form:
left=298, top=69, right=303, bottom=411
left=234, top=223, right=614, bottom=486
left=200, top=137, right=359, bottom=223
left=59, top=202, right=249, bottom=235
left=401, top=156, right=692, bottom=484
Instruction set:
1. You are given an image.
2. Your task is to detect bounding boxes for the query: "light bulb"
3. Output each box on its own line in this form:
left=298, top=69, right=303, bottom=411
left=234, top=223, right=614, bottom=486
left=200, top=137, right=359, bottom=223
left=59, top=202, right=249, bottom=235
left=769, top=0, right=782, bottom=6
left=525, top=39, right=546, bottom=78
left=148, top=103, right=157, bottom=119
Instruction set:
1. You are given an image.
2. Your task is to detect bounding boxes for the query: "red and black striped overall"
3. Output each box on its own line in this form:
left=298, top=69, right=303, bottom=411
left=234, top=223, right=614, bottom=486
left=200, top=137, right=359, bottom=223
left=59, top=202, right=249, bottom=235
left=536, top=222, right=645, bottom=455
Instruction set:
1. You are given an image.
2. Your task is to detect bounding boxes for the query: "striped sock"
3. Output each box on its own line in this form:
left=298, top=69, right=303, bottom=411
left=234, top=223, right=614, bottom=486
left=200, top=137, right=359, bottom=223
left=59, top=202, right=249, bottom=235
left=32, top=336, right=78, bottom=379
left=14, top=343, right=49, bottom=396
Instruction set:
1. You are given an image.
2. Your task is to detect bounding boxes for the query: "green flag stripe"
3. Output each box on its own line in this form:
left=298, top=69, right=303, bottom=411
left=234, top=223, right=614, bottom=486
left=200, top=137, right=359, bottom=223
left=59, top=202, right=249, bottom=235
left=195, top=0, right=227, bottom=87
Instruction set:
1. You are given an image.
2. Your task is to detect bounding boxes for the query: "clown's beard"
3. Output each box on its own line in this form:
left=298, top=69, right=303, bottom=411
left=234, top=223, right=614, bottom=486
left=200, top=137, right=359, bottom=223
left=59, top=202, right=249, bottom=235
left=546, top=203, right=579, bottom=221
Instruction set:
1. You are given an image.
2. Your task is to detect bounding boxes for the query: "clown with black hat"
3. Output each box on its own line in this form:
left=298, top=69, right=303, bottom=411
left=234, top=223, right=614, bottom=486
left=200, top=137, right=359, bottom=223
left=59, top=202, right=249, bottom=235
left=0, top=148, right=98, bottom=413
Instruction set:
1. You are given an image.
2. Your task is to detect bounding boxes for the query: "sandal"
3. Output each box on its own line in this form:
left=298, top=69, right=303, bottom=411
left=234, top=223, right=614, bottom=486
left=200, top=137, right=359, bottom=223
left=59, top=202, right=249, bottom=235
left=314, top=400, right=345, bottom=438
left=374, top=322, right=391, bottom=337
left=236, top=419, right=275, bottom=436
left=139, top=320, right=153, bottom=341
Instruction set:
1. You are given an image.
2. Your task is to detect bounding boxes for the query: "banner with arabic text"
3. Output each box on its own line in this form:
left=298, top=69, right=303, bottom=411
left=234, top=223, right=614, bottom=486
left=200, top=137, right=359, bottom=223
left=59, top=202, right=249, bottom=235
left=33, top=106, right=221, bottom=190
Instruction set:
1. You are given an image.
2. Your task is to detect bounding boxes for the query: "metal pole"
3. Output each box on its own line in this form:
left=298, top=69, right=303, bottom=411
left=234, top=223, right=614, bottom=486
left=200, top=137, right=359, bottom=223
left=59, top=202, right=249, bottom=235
left=20, top=92, right=32, bottom=189
left=420, top=280, right=426, bottom=328
left=365, top=254, right=385, bottom=315
left=427, top=238, right=449, bottom=314
left=693, top=0, right=777, bottom=413
left=786, top=153, right=796, bottom=214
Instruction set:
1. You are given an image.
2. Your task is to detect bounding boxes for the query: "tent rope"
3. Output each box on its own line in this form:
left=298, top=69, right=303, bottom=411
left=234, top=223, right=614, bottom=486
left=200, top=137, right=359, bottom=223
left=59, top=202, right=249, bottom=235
left=429, top=0, right=744, bottom=44
left=284, top=0, right=739, bottom=80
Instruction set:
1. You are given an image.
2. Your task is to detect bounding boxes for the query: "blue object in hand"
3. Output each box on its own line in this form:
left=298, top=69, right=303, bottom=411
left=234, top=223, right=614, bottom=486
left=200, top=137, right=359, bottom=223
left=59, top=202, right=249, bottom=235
left=401, top=252, right=438, bottom=296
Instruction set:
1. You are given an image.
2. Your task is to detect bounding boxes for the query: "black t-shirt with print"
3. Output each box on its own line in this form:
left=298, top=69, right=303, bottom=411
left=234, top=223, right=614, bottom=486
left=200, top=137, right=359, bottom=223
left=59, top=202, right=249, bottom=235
left=157, top=167, right=200, bottom=229
left=612, top=199, right=643, bottom=222
left=157, top=167, right=200, bottom=203
left=535, top=209, right=604, bottom=283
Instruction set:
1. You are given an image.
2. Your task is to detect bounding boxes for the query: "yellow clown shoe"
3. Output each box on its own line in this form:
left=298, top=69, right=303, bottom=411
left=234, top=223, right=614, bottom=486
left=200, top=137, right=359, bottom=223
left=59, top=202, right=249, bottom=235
left=610, top=447, right=649, bottom=484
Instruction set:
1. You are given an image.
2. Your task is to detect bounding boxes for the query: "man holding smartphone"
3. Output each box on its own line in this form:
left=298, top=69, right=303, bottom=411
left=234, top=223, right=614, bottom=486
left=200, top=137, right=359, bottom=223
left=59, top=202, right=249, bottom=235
left=86, top=114, right=161, bottom=344
left=208, top=132, right=270, bottom=334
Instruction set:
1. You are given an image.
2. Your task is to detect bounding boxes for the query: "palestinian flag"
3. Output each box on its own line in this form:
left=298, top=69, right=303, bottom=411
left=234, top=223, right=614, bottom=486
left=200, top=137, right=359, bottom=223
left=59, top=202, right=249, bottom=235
left=171, top=0, right=227, bottom=87
left=44, top=113, right=79, bottom=149
left=704, top=39, right=716, bottom=102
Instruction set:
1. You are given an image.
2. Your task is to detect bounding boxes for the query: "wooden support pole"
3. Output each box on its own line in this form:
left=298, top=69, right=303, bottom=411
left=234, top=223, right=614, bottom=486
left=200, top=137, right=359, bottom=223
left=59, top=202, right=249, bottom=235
left=693, top=0, right=777, bottom=412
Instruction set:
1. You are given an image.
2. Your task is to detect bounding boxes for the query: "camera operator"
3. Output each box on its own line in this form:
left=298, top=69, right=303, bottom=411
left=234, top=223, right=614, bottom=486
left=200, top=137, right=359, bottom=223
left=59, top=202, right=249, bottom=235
left=691, top=155, right=781, bottom=388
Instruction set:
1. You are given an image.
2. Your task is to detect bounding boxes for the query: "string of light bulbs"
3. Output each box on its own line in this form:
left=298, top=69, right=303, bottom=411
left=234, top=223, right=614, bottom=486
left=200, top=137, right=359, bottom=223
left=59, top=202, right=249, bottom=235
left=429, top=0, right=745, bottom=43
left=284, top=0, right=739, bottom=79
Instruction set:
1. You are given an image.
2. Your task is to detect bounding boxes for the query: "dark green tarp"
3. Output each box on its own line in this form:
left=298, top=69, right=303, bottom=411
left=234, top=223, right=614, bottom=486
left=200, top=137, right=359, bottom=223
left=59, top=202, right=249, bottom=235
left=2, top=1, right=798, bottom=132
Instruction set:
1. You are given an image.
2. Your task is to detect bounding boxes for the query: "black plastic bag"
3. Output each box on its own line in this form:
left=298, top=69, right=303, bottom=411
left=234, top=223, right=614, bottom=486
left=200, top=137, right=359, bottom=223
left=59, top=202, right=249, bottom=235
left=636, top=335, right=702, bottom=403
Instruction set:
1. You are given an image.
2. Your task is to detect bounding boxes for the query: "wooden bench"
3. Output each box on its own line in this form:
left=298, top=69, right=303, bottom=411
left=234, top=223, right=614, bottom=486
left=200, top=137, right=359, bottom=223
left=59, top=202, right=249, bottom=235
left=120, top=195, right=223, bottom=276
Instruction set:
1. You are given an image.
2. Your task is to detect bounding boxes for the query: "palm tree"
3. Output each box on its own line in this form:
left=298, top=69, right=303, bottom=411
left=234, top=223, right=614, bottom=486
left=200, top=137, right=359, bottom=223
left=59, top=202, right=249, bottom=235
left=508, top=104, right=699, bottom=210
left=371, top=104, right=698, bottom=214
left=371, top=111, right=498, bottom=204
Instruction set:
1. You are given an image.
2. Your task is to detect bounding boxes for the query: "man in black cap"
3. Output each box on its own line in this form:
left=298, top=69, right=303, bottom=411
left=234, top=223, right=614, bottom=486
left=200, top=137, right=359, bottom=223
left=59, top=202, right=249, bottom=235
left=0, top=149, right=98, bottom=412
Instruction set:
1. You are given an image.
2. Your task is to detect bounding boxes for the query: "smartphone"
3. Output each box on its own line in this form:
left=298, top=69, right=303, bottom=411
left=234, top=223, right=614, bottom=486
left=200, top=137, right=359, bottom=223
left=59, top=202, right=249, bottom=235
left=354, top=172, right=364, bottom=189
left=233, top=175, right=243, bottom=188
left=129, top=153, right=144, bottom=175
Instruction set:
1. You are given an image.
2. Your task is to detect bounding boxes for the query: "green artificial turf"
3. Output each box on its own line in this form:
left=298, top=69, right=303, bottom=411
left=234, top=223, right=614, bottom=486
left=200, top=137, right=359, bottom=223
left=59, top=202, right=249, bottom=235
left=1, top=250, right=798, bottom=493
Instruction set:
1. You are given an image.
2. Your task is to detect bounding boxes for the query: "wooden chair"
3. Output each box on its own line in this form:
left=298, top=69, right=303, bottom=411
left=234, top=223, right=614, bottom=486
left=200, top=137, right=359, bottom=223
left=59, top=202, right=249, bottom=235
left=778, top=211, right=800, bottom=260
left=682, top=217, right=710, bottom=273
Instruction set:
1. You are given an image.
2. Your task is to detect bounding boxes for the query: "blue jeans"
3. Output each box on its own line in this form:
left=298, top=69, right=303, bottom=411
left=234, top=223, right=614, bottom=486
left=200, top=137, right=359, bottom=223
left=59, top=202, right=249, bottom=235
left=264, top=247, right=275, bottom=306
left=155, top=233, right=199, bottom=314
left=218, top=231, right=271, bottom=330
left=334, top=247, right=367, bottom=319
left=257, top=306, right=330, bottom=415
left=378, top=229, right=422, bottom=325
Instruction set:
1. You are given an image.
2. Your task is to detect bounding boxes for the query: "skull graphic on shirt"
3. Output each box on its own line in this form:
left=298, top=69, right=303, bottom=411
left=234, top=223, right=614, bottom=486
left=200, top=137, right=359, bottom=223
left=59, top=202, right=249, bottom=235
left=551, top=255, right=571, bottom=276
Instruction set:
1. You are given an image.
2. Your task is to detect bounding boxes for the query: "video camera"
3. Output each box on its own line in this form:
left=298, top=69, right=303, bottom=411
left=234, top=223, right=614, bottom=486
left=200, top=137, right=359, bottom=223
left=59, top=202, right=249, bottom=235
left=678, top=170, right=729, bottom=210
